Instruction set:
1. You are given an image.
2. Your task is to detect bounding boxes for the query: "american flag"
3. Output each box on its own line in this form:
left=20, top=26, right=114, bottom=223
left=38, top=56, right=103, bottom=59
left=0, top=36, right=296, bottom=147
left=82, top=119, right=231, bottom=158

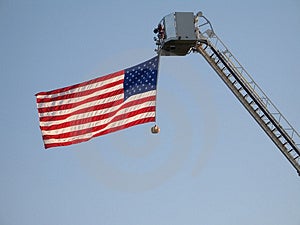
left=36, top=56, right=159, bottom=149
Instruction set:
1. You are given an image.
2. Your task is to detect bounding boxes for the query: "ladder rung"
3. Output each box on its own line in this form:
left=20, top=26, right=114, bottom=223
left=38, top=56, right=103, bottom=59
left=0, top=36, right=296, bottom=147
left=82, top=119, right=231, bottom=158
left=210, top=53, right=215, bottom=58
left=294, top=155, right=299, bottom=160
left=277, top=134, right=282, bottom=139
left=265, top=121, right=271, bottom=126
left=271, top=127, right=277, bottom=132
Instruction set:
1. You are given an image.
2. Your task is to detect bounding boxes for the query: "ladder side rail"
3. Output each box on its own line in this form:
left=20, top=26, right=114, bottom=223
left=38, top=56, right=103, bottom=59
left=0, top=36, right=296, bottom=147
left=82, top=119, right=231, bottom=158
left=207, top=33, right=300, bottom=147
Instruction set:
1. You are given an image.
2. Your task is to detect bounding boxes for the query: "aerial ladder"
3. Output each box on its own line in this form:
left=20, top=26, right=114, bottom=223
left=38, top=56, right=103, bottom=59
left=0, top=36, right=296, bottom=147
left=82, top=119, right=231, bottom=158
left=154, top=12, right=300, bottom=175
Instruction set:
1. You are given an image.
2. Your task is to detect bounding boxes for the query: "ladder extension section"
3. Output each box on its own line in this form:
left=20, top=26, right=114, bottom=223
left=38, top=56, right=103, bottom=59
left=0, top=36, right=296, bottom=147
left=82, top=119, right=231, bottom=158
left=195, top=34, right=300, bottom=175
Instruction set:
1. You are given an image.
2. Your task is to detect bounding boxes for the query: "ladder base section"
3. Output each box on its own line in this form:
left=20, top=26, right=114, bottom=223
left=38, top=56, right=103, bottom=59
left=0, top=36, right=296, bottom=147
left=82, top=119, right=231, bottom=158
left=195, top=43, right=300, bottom=175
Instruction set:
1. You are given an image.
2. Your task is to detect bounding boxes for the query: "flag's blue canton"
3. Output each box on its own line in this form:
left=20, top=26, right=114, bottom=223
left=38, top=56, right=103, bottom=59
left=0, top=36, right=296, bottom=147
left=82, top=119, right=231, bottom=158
left=124, top=56, right=159, bottom=101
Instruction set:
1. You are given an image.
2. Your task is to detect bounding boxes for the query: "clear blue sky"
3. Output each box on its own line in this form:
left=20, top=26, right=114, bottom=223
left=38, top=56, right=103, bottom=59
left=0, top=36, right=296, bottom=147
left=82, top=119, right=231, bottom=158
left=1, top=0, right=300, bottom=225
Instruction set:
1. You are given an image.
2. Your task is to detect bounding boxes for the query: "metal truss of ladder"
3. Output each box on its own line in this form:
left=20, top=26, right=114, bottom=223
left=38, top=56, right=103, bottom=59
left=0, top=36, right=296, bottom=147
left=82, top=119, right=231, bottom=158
left=194, top=28, right=300, bottom=175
